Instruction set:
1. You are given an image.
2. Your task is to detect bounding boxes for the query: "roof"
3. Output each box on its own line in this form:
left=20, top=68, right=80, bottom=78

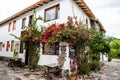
left=74, top=0, right=95, bottom=18
left=0, top=0, right=104, bottom=32
left=96, top=19, right=106, bottom=33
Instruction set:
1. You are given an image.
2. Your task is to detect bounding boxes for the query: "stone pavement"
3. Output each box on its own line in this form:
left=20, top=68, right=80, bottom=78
left=94, top=59, right=120, bottom=80
left=1, top=59, right=120, bottom=80
left=0, top=61, right=11, bottom=80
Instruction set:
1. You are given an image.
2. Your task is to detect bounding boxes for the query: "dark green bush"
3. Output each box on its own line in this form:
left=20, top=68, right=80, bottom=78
left=91, top=54, right=100, bottom=61
left=108, top=57, right=112, bottom=62
left=77, top=63, right=90, bottom=75
left=88, top=61, right=100, bottom=70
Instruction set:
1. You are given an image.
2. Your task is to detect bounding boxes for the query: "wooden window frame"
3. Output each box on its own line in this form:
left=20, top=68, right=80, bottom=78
left=44, top=4, right=60, bottom=22
left=6, top=41, right=10, bottom=51
left=0, top=42, right=2, bottom=51
left=22, top=18, right=26, bottom=29
left=29, top=15, right=33, bottom=25
left=43, top=43, right=59, bottom=55
left=11, top=40, right=14, bottom=51
left=8, top=23, right=11, bottom=32
left=12, top=20, right=16, bottom=30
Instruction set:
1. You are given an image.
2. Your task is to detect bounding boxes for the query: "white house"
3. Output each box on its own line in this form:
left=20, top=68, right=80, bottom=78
left=0, top=0, right=106, bottom=70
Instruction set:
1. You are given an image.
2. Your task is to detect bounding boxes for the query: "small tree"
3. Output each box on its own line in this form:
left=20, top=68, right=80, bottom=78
left=110, top=39, right=120, bottom=58
left=89, top=32, right=110, bottom=61
left=11, top=12, right=43, bottom=70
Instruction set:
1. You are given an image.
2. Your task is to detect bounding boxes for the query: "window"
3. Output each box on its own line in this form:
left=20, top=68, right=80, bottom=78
left=0, top=42, right=2, bottom=51
left=20, top=31, right=28, bottom=53
left=43, top=43, right=59, bottom=55
left=69, top=43, right=75, bottom=59
left=6, top=41, right=10, bottom=51
left=12, top=20, right=16, bottom=30
left=22, top=18, right=26, bottom=29
left=8, top=23, right=11, bottom=32
left=45, top=4, right=60, bottom=22
left=86, top=19, right=88, bottom=24
left=29, top=15, right=33, bottom=25
left=90, top=19, right=95, bottom=30
left=20, top=42, right=25, bottom=53
left=11, top=40, right=14, bottom=51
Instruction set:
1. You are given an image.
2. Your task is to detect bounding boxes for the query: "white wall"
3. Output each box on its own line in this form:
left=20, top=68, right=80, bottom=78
left=0, top=0, right=92, bottom=68
left=100, top=53, right=108, bottom=62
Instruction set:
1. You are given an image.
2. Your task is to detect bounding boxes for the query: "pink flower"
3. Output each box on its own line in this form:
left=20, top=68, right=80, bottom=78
left=68, top=16, right=72, bottom=20
left=68, top=43, right=72, bottom=48
left=75, top=21, right=78, bottom=25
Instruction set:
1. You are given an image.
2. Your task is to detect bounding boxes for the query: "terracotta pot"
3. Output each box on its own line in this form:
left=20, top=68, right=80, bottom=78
left=70, top=77, right=76, bottom=80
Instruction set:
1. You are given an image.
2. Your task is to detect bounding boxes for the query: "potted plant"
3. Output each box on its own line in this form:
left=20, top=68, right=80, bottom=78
left=89, top=61, right=100, bottom=72
left=70, top=73, right=76, bottom=80
left=70, top=60, right=77, bottom=80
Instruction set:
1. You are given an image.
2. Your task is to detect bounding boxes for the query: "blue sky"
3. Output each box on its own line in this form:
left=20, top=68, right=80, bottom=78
left=0, top=0, right=120, bottom=38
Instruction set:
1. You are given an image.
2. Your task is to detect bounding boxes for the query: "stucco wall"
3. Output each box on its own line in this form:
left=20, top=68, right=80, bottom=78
left=0, top=0, right=92, bottom=68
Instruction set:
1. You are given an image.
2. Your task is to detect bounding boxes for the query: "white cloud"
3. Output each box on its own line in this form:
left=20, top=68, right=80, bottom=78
left=0, top=0, right=39, bottom=21
left=84, top=0, right=120, bottom=38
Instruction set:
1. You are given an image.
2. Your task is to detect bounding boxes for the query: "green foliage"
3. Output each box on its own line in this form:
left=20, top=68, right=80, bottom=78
left=26, top=12, right=43, bottom=70
left=109, top=39, right=120, bottom=58
left=88, top=61, right=100, bottom=69
left=108, top=57, right=112, bottom=62
left=89, top=32, right=110, bottom=62
left=11, top=11, right=43, bottom=70
left=90, top=32, right=106, bottom=53
left=91, top=54, right=100, bottom=61
left=77, top=62, right=90, bottom=75
left=110, top=40, right=120, bottom=49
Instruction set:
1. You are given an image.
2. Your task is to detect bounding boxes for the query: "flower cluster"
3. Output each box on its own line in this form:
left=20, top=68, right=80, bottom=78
left=40, top=16, right=91, bottom=46
left=41, top=23, right=65, bottom=45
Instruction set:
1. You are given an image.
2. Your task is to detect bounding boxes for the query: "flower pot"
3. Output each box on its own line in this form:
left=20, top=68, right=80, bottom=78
left=70, top=76, right=76, bottom=80
left=94, top=67, right=99, bottom=73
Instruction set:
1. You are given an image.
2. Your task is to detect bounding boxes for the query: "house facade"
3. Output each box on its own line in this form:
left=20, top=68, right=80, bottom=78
left=0, top=0, right=106, bottom=69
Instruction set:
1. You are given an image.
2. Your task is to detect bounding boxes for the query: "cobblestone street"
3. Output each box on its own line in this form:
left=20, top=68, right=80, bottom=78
left=1, top=59, right=120, bottom=80
left=98, top=59, right=120, bottom=80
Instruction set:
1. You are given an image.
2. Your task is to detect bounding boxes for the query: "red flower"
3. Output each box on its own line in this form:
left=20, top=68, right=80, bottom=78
left=54, top=28, right=60, bottom=33
left=80, top=57, right=83, bottom=60
left=59, top=23, right=65, bottom=27
left=77, top=70, right=80, bottom=73
left=51, top=24, right=56, bottom=27
left=45, top=30, right=49, bottom=36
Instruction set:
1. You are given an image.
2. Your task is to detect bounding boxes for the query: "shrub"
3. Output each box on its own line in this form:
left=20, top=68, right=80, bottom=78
left=88, top=61, right=100, bottom=70
left=91, top=54, right=100, bottom=61
left=108, top=57, right=112, bottom=62
left=77, top=63, right=90, bottom=75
